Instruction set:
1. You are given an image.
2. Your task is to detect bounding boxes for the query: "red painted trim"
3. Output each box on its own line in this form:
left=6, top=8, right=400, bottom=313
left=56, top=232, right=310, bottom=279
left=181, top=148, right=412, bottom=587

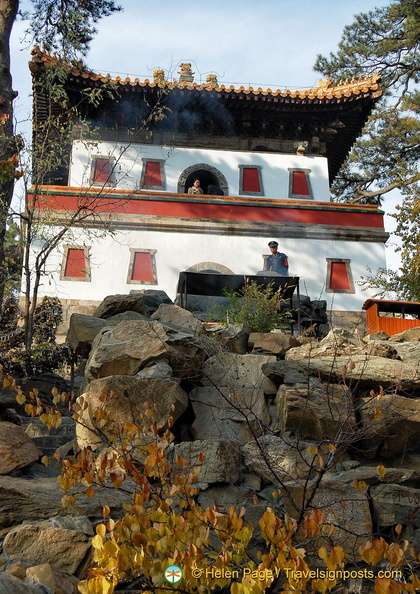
left=27, top=187, right=385, bottom=229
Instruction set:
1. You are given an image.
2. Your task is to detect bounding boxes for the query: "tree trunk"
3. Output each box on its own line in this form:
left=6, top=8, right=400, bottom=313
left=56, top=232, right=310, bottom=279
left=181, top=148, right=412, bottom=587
left=0, top=0, right=19, bottom=311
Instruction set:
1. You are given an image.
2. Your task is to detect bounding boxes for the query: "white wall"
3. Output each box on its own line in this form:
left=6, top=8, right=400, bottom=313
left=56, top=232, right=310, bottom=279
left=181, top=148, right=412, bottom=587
left=29, top=224, right=386, bottom=312
left=69, top=141, right=331, bottom=202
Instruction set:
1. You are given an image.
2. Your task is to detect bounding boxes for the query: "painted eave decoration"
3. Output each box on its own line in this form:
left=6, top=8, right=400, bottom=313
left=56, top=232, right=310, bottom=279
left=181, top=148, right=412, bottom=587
left=29, top=46, right=383, bottom=184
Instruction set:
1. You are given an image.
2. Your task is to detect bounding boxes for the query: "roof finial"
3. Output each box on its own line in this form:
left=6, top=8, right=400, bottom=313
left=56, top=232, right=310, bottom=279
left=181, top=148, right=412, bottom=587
left=178, top=63, right=194, bottom=84
left=206, top=73, right=218, bottom=88
left=153, top=69, right=165, bottom=84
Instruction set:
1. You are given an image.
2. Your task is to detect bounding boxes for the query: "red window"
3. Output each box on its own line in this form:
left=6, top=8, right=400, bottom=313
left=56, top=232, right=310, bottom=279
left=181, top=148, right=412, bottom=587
left=131, top=252, right=154, bottom=282
left=64, top=248, right=87, bottom=278
left=329, top=262, right=351, bottom=291
left=143, top=161, right=163, bottom=187
left=242, top=167, right=261, bottom=193
left=291, top=171, right=311, bottom=196
left=93, top=158, right=112, bottom=184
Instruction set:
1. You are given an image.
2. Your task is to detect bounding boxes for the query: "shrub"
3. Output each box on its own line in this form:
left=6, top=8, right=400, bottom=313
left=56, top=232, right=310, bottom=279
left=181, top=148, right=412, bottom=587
left=214, top=280, right=292, bottom=333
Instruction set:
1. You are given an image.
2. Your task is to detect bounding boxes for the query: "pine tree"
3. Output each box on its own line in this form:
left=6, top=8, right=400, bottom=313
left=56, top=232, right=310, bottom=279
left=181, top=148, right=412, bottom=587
left=315, top=0, right=419, bottom=300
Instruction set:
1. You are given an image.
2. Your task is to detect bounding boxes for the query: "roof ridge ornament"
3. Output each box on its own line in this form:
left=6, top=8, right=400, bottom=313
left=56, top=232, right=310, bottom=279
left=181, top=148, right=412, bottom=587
left=178, top=63, right=194, bottom=84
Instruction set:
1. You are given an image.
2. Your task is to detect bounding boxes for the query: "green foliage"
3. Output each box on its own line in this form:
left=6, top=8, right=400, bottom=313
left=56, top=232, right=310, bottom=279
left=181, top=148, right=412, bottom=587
left=314, top=0, right=420, bottom=205
left=0, top=296, right=70, bottom=375
left=315, top=0, right=420, bottom=301
left=3, top=219, right=22, bottom=299
left=360, top=182, right=420, bottom=301
left=214, top=280, right=292, bottom=333
left=24, top=0, right=122, bottom=59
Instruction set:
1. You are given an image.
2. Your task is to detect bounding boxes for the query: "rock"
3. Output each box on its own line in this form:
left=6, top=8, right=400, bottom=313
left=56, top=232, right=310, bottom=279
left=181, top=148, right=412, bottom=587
left=0, top=387, right=21, bottom=411
left=151, top=303, right=205, bottom=335
left=50, top=515, right=94, bottom=535
left=388, top=327, right=420, bottom=342
left=85, top=320, right=205, bottom=380
left=248, top=331, right=296, bottom=355
left=285, top=328, right=363, bottom=360
left=262, top=360, right=309, bottom=385
left=281, top=480, right=372, bottom=559
left=24, top=417, right=75, bottom=457
left=285, top=355, right=420, bottom=392
left=135, top=358, right=174, bottom=380
left=18, top=374, right=69, bottom=402
left=130, top=289, right=173, bottom=314
left=189, top=386, right=270, bottom=445
left=94, top=293, right=149, bottom=318
left=241, top=435, right=325, bottom=484
left=75, top=375, right=188, bottom=450
left=66, top=314, right=110, bottom=357
left=274, top=382, right=356, bottom=440
left=197, top=485, right=266, bottom=545
left=328, top=464, right=420, bottom=487
left=0, top=422, right=41, bottom=474
left=242, top=473, right=262, bottom=491
left=209, top=324, right=253, bottom=354
left=359, top=393, right=420, bottom=459
left=363, top=331, right=389, bottom=341
left=370, top=484, right=420, bottom=529
left=363, top=342, right=400, bottom=359
left=0, top=573, right=44, bottom=594
left=174, top=440, right=241, bottom=484
left=0, top=475, right=134, bottom=528
left=67, top=312, right=148, bottom=357
left=380, top=341, right=420, bottom=363
left=5, top=561, right=30, bottom=580
left=3, top=521, right=91, bottom=575
left=26, top=564, right=79, bottom=594
left=202, top=353, right=277, bottom=395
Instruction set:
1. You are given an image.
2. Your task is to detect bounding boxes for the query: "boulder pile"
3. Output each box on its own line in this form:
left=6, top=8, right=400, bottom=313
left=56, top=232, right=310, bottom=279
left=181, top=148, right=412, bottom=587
left=1, top=291, right=420, bottom=592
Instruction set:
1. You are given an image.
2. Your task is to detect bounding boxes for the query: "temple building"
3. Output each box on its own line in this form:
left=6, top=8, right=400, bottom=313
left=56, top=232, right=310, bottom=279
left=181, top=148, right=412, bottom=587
left=26, top=47, right=387, bottom=327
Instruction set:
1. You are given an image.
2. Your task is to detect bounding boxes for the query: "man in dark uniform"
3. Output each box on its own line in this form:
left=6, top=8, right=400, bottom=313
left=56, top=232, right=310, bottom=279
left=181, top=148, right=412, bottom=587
left=266, top=241, right=289, bottom=275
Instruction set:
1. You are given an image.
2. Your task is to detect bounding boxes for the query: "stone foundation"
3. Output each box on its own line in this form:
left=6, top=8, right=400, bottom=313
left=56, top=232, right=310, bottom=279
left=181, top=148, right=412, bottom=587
left=42, top=296, right=369, bottom=340
left=328, top=310, right=367, bottom=333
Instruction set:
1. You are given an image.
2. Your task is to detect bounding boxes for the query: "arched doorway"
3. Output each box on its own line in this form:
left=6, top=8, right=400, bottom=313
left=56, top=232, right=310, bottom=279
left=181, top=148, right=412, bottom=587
left=177, top=163, right=229, bottom=195
left=186, top=262, right=234, bottom=274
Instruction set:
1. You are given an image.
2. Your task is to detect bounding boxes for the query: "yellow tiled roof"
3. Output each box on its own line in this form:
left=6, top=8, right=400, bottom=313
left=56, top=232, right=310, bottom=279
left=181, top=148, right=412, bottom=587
left=30, top=46, right=381, bottom=101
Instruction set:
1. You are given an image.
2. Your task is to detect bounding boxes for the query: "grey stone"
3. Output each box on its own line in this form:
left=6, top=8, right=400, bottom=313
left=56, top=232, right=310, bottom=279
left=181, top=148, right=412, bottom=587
left=85, top=319, right=205, bottom=380
left=0, top=422, right=41, bottom=475
left=241, top=435, right=324, bottom=484
left=359, top=393, right=420, bottom=459
left=286, top=355, right=420, bottom=392
left=94, top=293, right=149, bottom=319
left=388, top=327, right=420, bottom=342
left=370, top=484, right=420, bottom=529
left=26, top=564, right=80, bottom=594
left=50, top=515, right=94, bottom=535
left=274, top=382, right=356, bottom=440
left=75, top=375, right=188, bottom=450
left=135, top=357, right=173, bottom=380
left=190, top=386, right=270, bottom=444
left=174, top=440, right=242, bottom=484
left=130, top=289, right=172, bottom=314
left=3, top=521, right=91, bottom=575
left=248, top=331, right=296, bottom=355
left=151, top=303, right=205, bottom=335
left=0, top=574, right=45, bottom=594
left=262, top=360, right=309, bottom=384
left=281, top=480, right=372, bottom=560
left=213, top=324, right=253, bottom=354
left=363, top=331, right=389, bottom=341
left=0, top=474, right=134, bottom=528
left=24, top=417, right=76, bottom=457
left=202, top=352, right=277, bottom=394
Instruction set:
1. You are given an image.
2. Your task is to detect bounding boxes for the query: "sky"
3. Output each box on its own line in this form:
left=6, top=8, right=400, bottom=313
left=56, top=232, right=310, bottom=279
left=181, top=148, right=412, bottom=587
left=9, top=0, right=401, bottom=271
